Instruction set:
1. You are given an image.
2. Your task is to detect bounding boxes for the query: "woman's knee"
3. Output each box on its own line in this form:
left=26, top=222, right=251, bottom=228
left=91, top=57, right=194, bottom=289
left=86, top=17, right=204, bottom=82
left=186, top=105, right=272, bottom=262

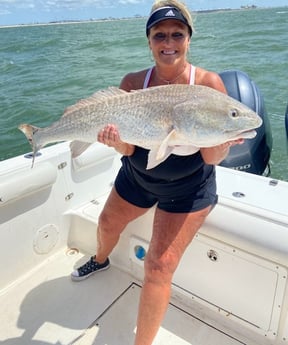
left=144, top=250, right=180, bottom=284
left=98, top=202, right=141, bottom=236
left=98, top=209, right=111, bottom=230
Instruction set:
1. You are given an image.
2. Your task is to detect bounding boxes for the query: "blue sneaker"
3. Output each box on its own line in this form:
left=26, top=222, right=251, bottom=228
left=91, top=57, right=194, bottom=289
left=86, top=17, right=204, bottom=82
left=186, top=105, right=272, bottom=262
left=71, top=256, right=110, bottom=281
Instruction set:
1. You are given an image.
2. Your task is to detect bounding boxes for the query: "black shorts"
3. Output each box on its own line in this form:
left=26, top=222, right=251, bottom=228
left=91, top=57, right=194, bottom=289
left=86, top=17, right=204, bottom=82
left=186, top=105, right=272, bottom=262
left=114, top=158, right=218, bottom=213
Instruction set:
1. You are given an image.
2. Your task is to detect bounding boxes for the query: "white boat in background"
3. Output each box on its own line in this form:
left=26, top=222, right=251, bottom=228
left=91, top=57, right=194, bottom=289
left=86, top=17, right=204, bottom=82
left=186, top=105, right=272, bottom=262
left=0, top=71, right=288, bottom=345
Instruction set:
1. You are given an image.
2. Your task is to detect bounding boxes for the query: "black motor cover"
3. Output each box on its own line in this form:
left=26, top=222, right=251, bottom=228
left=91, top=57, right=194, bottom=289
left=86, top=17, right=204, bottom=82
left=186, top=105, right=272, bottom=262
left=285, top=103, right=288, bottom=139
left=219, top=70, right=273, bottom=175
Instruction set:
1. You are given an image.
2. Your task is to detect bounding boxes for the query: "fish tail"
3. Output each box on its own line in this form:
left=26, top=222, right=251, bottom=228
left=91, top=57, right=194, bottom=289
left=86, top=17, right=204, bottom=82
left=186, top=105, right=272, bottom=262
left=18, top=124, right=42, bottom=167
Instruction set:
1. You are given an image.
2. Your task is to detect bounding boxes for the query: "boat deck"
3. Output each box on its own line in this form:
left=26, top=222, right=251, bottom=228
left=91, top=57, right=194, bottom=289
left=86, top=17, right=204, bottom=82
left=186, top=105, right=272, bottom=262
left=1, top=144, right=287, bottom=345
left=0, top=248, right=245, bottom=345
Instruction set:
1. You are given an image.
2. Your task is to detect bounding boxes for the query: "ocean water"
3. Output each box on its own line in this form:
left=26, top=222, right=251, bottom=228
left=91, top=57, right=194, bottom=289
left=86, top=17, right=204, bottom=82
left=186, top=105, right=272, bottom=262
left=1, top=7, right=287, bottom=180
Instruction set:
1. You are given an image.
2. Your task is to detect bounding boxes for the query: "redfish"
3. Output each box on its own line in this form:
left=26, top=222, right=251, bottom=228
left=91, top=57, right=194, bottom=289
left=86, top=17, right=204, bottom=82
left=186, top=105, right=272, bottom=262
left=19, top=84, right=262, bottom=169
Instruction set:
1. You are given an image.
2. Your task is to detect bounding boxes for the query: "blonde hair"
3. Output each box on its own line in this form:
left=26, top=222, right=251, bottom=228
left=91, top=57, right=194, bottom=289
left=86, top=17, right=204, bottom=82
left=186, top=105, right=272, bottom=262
left=150, top=0, right=194, bottom=33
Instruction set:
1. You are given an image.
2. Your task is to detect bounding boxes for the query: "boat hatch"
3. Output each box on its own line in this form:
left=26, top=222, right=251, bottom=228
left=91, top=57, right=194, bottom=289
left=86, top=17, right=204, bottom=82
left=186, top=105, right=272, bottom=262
left=73, top=283, right=245, bottom=345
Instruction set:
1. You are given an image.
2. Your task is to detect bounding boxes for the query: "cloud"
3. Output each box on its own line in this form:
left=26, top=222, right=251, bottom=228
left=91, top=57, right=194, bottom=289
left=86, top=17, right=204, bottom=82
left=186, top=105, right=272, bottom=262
left=119, top=0, right=145, bottom=3
left=0, top=0, right=148, bottom=21
left=0, top=0, right=17, bottom=3
left=0, top=9, right=11, bottom=15
left=0, top=0, right=34, bottom=8
left=0, top=0, right=145, bottom=10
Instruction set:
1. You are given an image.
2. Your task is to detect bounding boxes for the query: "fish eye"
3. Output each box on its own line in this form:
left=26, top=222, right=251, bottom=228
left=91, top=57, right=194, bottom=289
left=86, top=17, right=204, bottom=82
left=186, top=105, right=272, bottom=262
left=230, top=109, right=239, bottom=118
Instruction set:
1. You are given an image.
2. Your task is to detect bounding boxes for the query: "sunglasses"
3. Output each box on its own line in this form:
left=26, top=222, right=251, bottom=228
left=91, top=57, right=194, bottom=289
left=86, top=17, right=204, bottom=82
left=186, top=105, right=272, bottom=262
left=151, top=32, right=188, bottom=42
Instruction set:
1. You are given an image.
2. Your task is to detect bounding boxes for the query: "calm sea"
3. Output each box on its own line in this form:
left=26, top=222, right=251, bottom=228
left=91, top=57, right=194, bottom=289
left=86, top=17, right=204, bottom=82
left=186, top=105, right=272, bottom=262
left=1, top=7, right=287, bottom=180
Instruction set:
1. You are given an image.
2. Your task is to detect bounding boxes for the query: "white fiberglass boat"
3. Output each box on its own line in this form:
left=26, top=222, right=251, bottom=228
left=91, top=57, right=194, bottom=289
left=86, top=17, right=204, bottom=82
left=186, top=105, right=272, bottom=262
left=0, top=71, right=287, bottom=345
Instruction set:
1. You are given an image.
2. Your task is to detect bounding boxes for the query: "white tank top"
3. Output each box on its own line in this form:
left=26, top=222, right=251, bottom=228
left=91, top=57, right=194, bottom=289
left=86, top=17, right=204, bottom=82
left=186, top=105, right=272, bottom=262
left=143, top=64, right=198, bottom=156
left=143, top=64, right=196, bottom=88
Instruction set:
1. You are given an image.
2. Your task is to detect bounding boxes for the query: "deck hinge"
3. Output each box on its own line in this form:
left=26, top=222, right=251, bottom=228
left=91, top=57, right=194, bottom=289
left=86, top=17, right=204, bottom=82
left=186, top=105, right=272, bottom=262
left=269, top=179, right=278, bottom=186
left=65, top=193, right=74, bottom=201
left=58, top=162, right=67, bottom=170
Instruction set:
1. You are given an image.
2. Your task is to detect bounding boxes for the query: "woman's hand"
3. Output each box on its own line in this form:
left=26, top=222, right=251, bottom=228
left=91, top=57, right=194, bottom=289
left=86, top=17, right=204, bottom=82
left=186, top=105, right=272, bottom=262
left=200, top=138, right=244, bottom=165
left=97, top=124, right=135, bottom=156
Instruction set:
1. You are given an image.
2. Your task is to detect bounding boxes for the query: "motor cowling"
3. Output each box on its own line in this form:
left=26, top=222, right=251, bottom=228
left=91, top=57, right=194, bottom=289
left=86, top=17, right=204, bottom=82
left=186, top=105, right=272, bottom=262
left=219, top=70, right=273, bottom=175
left=285, top=103, right=288, bottom=139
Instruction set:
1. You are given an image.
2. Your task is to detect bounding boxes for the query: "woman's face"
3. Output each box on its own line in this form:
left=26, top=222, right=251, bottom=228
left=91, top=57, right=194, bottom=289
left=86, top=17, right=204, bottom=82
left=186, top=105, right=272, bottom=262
left=148, top=19, right=191, bottom=66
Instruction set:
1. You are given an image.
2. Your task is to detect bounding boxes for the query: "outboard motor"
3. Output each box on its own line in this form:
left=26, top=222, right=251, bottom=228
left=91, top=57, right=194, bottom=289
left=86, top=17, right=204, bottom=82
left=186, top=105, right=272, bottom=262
left=285, top=103, right=288, bottom=139
left=219, top=70, right=272, bottom=175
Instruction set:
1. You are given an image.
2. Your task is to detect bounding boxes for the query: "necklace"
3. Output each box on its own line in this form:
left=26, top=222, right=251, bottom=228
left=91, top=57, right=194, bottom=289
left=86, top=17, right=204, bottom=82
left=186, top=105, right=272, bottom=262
left=156, top=64, right=188, bottom=85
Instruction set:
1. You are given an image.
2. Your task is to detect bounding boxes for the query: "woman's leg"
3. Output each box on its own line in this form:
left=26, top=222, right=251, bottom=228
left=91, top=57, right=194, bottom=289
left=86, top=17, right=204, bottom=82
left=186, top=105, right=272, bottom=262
left=134, top=206, right=211, bottom=345
left=95, top=186, right=150, bottom=263
left=71, top=187, right=150, bottom=280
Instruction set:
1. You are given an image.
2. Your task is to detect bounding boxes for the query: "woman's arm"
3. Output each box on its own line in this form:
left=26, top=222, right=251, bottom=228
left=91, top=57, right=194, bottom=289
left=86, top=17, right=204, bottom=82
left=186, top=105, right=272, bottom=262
left=197, top=69, right=244, bottom=164
left=97, top=124, right=135, bottom=156
left=97, top=73, right=142, bottom=156
left=200, top=139, right=244, bottom=165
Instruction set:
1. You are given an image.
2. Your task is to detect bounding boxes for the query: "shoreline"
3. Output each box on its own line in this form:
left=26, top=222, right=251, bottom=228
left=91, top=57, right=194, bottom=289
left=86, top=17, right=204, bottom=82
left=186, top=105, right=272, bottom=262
left=0, top=17, right=135, bottom=29
left=1, top=6, right=284, bottom=29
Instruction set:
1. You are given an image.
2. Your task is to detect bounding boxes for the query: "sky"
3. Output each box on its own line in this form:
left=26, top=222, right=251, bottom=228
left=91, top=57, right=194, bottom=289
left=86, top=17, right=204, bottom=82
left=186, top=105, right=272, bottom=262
left=0, top=0, right=287, bottom=26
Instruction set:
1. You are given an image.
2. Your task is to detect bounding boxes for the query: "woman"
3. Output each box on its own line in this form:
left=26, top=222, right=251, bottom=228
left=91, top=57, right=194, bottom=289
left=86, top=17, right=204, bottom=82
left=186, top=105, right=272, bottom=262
left=71, top=1, right=243, bottom=344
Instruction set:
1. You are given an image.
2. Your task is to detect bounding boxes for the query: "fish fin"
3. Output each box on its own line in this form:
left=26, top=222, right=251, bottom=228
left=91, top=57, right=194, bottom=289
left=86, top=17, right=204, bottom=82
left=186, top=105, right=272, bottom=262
left=170, top=145, right=199, bottom=155
left=147, top=146, right=174, bottom=170
left=156, top=129, right=177, bottom=160
left=18, top=124, right=42, bottom=168
left=63, top=87, right=128, bottom=117
left=90, top=87, right=127, bottom=100
left=70, top=141, right=92, bottom=158
left=146, top=129, right=177, bottom=169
